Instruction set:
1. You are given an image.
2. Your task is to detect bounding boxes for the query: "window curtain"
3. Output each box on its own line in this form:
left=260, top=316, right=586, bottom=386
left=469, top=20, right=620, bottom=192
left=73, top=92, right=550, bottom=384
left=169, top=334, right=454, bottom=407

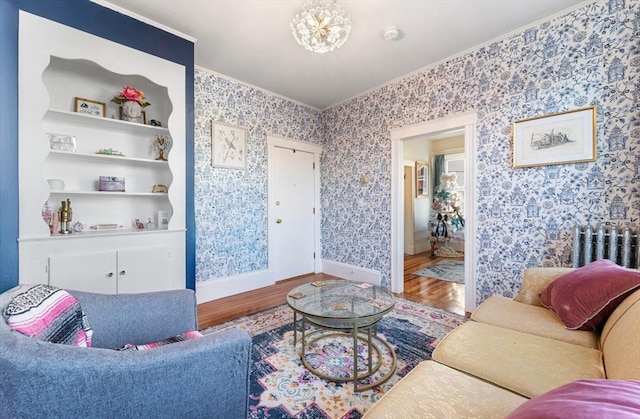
left=433, top=154, right=445, bottom=194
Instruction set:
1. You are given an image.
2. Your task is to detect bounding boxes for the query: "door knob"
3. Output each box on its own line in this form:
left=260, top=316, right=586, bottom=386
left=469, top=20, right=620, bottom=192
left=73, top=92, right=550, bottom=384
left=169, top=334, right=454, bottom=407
left=119, top=270, right=126, bottom=276
left=276, top=218, right=282, bottom=224
left=106, top=272, right=114, bottom=277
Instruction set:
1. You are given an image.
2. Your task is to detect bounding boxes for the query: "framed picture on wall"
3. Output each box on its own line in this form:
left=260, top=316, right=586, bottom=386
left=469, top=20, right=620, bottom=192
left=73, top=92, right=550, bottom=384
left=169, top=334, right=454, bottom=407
left=512, top=106, right=596, bottom=168
left=211, top=121, right=247, bottom=169
left=415, top=161, right=429, bottom=198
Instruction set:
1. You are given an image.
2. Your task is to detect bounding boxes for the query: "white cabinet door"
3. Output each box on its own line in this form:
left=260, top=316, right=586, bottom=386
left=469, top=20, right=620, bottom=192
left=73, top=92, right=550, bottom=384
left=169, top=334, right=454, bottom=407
left=49, top=252, right=117, bottom=293
left=117, top=247, right=171, bottom=293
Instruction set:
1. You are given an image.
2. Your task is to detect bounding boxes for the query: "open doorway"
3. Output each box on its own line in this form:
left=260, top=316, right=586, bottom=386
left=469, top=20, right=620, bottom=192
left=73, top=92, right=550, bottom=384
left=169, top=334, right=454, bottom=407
left=402, top=131, right=465, bottom=315
left=390, top=112, right=477, bottom=315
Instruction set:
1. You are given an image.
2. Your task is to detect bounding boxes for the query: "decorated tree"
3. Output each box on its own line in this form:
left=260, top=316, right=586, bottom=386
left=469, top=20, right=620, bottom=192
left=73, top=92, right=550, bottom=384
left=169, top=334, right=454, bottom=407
left=430, top=173, right=464, bottom=256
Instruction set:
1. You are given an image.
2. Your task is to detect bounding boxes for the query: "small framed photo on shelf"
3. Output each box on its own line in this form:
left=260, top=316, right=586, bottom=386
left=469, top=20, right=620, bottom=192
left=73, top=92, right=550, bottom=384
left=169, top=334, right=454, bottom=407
left=157, top=210, right=170, bottom=230
left=119, top=107, right=147, bottom=124
left=512, top=106, right=596, bottom=168
left=74, top=97, right=106, bottom=117
left=211, top=121, right=247, bottom=170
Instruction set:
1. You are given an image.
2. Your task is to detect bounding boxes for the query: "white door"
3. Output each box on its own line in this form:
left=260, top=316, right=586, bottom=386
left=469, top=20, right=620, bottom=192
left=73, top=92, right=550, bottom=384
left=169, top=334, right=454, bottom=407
left=270, top=146, right=316, bottom=280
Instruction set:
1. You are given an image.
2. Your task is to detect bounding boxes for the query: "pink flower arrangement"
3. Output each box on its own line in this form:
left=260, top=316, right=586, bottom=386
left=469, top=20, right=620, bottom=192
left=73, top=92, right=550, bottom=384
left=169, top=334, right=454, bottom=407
left=111, top=86, right=150, bottom=107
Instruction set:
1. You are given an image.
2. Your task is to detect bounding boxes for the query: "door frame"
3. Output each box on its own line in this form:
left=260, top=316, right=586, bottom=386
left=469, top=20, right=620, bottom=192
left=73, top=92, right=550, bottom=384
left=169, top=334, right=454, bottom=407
left=390, top=111, right=477, bottom=313
left=267, top=135, right=323, bottom=280
left=403, top=162, right=416, bottom=255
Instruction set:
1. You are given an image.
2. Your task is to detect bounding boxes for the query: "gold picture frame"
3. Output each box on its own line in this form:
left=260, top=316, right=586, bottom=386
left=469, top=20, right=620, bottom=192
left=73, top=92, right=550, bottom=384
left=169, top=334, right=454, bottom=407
left=74, top=97, right=106, bottom=117
left=512, top=106, right=596, bottom=168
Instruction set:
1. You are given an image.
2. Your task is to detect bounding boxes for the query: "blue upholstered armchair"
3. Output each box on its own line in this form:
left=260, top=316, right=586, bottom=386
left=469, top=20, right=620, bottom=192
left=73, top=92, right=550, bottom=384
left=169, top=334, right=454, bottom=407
left=0, top=287, right=252, bottom=419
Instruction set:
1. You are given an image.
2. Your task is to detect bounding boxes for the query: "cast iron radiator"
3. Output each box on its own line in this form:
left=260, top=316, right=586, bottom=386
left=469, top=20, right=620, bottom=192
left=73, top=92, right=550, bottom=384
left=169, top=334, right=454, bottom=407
left=572, top=224, right=640, bottom=269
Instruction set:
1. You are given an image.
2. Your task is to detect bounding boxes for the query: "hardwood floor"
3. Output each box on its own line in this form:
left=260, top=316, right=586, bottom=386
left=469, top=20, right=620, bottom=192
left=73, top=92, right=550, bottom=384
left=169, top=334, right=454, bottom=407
left=197, top=253, right=466, bottom=329
left=197, top=273, right=335, bottom=329
left=399, top=253, right=465, bottom=317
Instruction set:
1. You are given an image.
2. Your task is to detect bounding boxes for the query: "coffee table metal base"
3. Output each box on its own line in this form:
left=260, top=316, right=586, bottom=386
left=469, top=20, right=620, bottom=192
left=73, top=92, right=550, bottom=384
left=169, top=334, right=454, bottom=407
left=293, top=312, right=397, bottom=392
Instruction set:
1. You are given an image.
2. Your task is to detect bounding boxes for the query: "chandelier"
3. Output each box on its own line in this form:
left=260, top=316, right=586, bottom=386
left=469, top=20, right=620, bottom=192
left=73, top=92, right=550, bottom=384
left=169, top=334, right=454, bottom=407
left=290, top=0, right=351, bottom=53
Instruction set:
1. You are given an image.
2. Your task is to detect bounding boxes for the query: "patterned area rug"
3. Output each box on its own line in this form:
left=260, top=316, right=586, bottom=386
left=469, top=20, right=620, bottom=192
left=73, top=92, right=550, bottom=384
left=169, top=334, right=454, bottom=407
left=202, top=298, right=466, bottom=418
left=412, top=260, right=465, bottom=284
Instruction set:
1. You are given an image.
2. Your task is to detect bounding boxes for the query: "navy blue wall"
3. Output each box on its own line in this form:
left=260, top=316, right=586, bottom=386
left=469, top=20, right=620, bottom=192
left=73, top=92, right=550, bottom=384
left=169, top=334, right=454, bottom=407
left=0, top=0, right=195, bottom=292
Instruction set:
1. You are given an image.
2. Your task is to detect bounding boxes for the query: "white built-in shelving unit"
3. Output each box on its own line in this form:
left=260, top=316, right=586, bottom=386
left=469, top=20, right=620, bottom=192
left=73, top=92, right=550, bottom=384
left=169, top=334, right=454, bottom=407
left=18, top=12, right=186, bottom=293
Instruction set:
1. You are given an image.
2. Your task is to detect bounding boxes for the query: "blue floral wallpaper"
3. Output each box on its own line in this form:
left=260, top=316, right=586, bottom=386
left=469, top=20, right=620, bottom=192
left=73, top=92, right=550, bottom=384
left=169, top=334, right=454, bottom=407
left=195, top=0, right=639, bottom=304
left=194, top=71, right=322, bottom=281
left=322, top=0, right=639, bottom=302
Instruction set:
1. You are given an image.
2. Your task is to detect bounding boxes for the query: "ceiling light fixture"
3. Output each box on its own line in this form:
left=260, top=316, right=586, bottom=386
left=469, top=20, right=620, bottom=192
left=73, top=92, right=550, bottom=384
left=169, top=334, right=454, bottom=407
left=291, top=0, right=351, bottom=54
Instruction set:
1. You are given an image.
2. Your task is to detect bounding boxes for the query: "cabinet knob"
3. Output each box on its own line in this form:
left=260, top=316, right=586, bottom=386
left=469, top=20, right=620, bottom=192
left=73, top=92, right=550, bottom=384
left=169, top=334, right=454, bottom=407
left=119, top=270, right=126, bottom=276
left=107, top=272, right=114, bottom=277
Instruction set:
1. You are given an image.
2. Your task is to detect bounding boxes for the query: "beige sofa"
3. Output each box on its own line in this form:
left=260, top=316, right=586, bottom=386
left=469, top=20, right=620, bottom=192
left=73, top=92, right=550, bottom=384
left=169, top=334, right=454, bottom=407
left=364, top=267, right=640, bottom=418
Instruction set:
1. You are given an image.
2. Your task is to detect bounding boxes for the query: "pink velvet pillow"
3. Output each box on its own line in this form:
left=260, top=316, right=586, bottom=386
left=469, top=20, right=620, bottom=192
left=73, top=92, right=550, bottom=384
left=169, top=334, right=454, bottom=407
left=540, top=259, right=640, bottom=331
left=506, top=379, right=640, bottom=418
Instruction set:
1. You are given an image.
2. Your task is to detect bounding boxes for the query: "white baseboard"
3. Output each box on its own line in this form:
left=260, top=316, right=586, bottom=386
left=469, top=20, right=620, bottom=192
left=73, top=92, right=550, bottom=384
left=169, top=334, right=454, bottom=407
left=415, top=241, right=430, bottom=254
left=322, top=259, right=381, bottom=286
left=404, top=240, right=415, bottom=255
left=195, top=269, right=274, bottom=304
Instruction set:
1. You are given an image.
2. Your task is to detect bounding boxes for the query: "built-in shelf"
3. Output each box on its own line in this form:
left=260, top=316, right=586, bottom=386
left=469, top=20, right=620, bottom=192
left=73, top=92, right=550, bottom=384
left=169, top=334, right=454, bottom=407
left=48, top=190, right=168, bottom=196
left=18, top=12, right=186, bottom=293
left=46, top=109, right=170, bottom=133
left=48, top=150, right=169, bottom=165
left=18, top=228, right=186, bottom=242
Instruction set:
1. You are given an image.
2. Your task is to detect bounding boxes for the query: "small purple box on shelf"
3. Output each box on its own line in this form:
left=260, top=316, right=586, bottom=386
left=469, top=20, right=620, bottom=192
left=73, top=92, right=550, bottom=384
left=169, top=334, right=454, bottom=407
left=99, top=176, right=125, bottom=192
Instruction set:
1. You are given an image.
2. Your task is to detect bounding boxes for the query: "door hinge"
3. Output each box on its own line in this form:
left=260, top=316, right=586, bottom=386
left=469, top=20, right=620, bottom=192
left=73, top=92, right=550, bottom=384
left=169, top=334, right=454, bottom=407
left=313, top=207, right=315, bottom=214
left=313, top=162, right=315, bottom=170
left=313, top=252, right=316, bottom=259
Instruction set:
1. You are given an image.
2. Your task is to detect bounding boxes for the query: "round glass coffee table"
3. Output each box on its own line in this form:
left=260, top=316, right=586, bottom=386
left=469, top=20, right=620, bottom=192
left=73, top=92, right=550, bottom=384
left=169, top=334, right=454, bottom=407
left=286, top=280, right=396, bottom=392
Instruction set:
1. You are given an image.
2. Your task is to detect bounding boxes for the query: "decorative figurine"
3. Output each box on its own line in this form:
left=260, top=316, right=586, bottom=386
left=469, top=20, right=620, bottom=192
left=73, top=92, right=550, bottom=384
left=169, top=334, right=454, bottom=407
left=42, top=201, right=52, bottom=228
left=152, top=184, right=168, bottom=193
left=153, top=135, right=171, bottom=161
left=429, top=234, right=438, bottom=258
left=72, top=221, right=86, bottom=233
left=135, top=218, right=145, bottom=229
left=58, top=199, right=73, bottom=234
left=51, top=213, right=59, bottom=236
left=96, top=148, right=125, bottom=156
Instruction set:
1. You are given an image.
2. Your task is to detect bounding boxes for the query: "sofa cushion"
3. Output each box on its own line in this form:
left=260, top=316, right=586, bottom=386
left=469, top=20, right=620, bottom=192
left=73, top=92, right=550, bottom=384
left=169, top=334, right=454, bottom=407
left=432, top=321, right=605, bottom=398
left=599, top=288, right=640, bottom=380
left=539, top=259, right=640, bottom=331
left=118, top=330, right=202, bottom=350
left=471, top=296, right=598, bottom=348
left=506, top=379, right=640, bottom=418
left=3, top=284, right=93, bottom=347
left=514, top=267, right=574, bottom=307
left=363, top=361, right=527, bottom=419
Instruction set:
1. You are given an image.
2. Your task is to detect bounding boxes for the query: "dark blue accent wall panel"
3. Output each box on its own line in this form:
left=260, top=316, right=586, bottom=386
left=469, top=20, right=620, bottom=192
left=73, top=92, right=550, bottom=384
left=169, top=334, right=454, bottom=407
left=0, top=0, right=20, bottom=294
left=0, top=0, right=195, bottom=292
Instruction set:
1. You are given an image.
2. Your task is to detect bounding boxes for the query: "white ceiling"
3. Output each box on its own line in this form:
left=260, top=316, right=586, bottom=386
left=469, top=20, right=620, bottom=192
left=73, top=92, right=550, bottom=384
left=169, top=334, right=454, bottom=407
left=100, top=0, right=587, bottom=110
